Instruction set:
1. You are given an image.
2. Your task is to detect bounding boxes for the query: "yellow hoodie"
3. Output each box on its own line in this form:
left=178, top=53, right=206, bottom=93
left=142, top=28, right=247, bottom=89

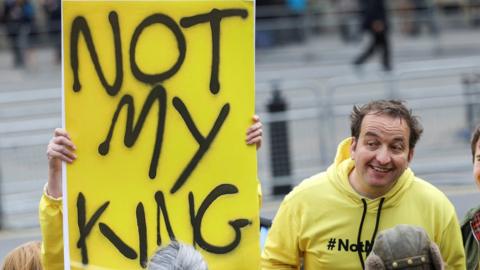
left=39, top=185, right=64, bottom=270
left=261, top=138, right=465, bottom=270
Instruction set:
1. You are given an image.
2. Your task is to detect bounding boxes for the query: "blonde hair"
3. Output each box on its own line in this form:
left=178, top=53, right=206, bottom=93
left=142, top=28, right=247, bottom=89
left=1, top=241, right=42, bottom=270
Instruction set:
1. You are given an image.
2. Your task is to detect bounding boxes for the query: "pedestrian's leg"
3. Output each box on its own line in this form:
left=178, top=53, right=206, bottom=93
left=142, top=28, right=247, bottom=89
left=10, top=34, right=24, bottom=68
left=354, top=30, right=376, bottom=65
left=379, top=32, right=391, bottom=71
left=49, top=19, right=62, bottom=64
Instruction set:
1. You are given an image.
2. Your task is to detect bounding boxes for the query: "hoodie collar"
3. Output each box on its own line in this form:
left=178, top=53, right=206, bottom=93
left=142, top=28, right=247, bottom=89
left=327, top=137, right=414, bottom=211
left=461, top=204, right=480, bottom=226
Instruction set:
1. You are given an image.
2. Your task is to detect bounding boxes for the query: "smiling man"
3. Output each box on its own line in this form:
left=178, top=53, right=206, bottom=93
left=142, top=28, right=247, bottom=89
left=261, top=100, right=465, bottom=269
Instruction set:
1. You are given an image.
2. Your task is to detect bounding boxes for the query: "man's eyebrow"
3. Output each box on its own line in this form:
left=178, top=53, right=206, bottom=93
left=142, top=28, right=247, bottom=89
left=391, top=137, right=406, bottom=143
left=363, top=132, right=406, bottom=143
left=476, top=154, right=480, bottom=159
left=364, top=131, right=379, bottom=138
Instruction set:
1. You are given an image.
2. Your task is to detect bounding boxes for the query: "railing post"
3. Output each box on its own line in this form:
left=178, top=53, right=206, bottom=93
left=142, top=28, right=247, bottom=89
left=463, top=73, right=476, bottom=133
left=267, top=84, right=292, bottom=195
left=0, top=152, right=3, bottom=230
left=464, top=73, right=480, bottom=132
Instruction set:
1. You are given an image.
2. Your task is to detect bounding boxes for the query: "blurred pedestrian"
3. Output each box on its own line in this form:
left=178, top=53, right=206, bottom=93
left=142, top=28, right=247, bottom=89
left=40, top=0, right=61, bottom=64
left=353, top=0, right=391, bottom=71
left=285, top=0, right=307, bottom=44
left=365, top=225, right=444, bottom=270
left=1, top=0, right=36, bottom=68
left=409, top=0, right=438, bottom=37
left=461, top=124, right=480, bottom=270
left=1, top=241, right=42, bottom=270
left=337, top=0, right=362, bottom=43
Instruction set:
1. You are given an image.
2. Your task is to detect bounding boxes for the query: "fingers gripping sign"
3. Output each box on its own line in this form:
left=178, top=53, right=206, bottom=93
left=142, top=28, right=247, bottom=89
left=46, top=128, right=77, bottom=198
left=246, top=115, right=263, bottom=149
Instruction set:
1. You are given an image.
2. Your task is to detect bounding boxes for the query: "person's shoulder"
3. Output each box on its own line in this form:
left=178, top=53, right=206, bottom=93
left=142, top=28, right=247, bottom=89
left=461, top=204, right=480, bottom=226
left=407, top=178, right=460, bottom=225
left=409, top=177, right=453, bottom=205
left=282, top=172, right=329, bottom=204
left=410, top=177, right=443, bottom=193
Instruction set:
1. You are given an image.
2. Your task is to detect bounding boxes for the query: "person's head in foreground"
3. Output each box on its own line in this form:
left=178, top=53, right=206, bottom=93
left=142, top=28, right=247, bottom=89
left=365, top=225, right=444, bottom=270
left=349, top=99, right=423, bottom=198
left=148, top=241, right=208, bottom=270
left=471, top=124, right=480, bottom=188
left=1, top=241, right=42, bottom=270
left=462, top=124, right=480, bottom=270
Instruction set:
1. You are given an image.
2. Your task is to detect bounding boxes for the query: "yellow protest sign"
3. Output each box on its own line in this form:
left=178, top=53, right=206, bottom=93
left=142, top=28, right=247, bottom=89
left=62, top=1, right=257, bottom=269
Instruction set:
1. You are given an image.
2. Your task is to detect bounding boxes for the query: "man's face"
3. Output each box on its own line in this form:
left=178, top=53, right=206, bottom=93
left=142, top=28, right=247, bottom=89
left=350, top=113, right=414, bottom=198
left=474, top=139, right=480, bottom=188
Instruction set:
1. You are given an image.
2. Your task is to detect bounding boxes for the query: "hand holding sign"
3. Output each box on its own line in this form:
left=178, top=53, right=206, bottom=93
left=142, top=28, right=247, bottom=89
left=46, top=119, right=262, bottom=200
left=46, top=128, right=76, bottom=198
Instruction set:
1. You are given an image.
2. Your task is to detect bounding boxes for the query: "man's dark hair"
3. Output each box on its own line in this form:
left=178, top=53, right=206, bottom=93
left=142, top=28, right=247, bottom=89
left=350, top=100, right=423, bottom=149
left=471, top=124, right=480, bottom=162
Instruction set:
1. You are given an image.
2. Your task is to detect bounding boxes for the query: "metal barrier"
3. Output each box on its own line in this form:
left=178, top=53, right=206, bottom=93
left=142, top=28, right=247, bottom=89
left=1, top=67, right=479, bottom=228
left=0, top=144, right=48, bottom=229
left=462, top=72, right=480, bottom=132
left=2, top=43, right=480, bottom=230
left=0, top=86, right=61, bottom=229
left=257, top=62, right=480, bottom=198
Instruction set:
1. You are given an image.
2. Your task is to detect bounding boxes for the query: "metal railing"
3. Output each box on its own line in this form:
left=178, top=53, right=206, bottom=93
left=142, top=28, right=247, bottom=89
left=1, top=66, right=480, bottom=228
left=257, top=62, right=480, bottom=197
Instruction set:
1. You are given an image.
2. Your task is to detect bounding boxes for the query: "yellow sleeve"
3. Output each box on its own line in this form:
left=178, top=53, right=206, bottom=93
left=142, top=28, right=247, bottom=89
left=39, top=186, right=64, bottom=270
left=440, top=212, right=466, bottom=270
left=257, top=179, right=262, bottom=209
left=261, top=199, right=300, bottom=270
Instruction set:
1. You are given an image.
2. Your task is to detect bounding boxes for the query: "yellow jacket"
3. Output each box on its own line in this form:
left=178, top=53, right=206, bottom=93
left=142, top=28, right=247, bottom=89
left=39, top=187, right=64, bottom=270
left=261, top=138, right=465, bottom=270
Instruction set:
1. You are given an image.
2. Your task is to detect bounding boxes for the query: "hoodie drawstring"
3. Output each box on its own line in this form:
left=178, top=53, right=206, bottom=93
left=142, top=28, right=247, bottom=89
left=357, top=197, right=385, bottom=269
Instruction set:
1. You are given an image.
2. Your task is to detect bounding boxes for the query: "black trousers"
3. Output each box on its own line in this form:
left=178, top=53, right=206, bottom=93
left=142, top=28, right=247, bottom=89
left=354, top=30, right=391, bottom=70
left=7, top=33, right=24, bottom=67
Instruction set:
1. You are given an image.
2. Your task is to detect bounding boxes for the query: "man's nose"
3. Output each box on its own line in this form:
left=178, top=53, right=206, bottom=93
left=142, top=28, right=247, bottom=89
left=376, top=147, right=391, bottom=164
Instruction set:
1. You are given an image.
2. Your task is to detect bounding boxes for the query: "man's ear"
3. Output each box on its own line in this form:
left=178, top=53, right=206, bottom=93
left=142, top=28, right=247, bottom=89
left=350, top=137, right=357, bottom=160
left=407, top=148, right=415, bottom=163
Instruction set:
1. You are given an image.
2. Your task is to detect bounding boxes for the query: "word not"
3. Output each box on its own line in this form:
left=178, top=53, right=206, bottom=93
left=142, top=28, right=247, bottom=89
left=332, top=238, right=373, bottom=253
left=70, top=9, right=248, bottom=95
left=76, top=183, right=251, bottom=268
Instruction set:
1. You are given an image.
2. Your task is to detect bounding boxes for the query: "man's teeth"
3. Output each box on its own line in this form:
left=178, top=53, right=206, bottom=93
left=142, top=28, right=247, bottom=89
left=372, top=166, right=390, bottom=172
